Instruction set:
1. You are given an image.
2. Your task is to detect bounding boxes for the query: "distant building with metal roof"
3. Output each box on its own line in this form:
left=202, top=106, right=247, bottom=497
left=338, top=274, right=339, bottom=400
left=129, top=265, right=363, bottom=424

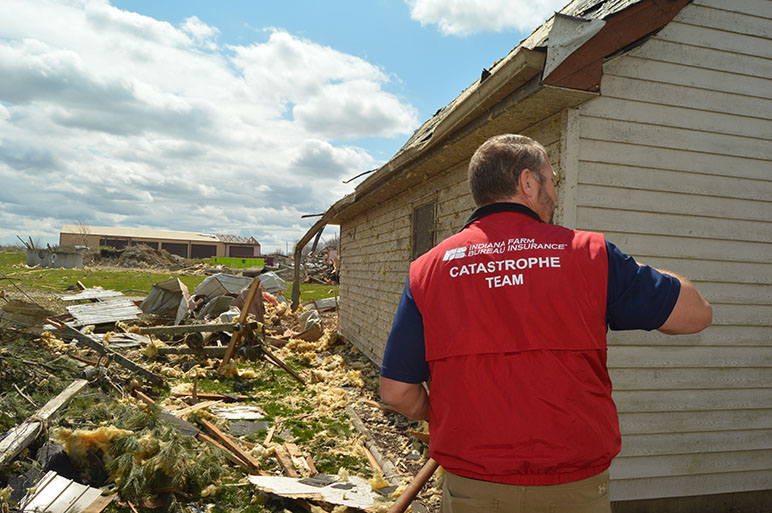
left=59, top=224, right=260, bottom=259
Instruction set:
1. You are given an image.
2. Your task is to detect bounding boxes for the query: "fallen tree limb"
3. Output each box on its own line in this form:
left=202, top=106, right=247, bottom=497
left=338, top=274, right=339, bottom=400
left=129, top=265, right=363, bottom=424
left=0, top=379, right=88, bottom=467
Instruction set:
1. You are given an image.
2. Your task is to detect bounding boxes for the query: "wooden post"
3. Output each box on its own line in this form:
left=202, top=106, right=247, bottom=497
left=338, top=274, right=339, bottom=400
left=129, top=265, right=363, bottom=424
left=218, top=277, right=261, bottom=372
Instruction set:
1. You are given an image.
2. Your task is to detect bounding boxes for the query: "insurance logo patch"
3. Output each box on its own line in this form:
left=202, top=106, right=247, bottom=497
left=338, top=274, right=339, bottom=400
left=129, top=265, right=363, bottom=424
left=442, top=246, right=467, bottom=261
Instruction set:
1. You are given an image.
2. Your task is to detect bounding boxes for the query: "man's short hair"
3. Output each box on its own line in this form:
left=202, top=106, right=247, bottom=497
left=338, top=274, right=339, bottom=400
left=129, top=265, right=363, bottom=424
left=468, top=134, right=547, bottom=206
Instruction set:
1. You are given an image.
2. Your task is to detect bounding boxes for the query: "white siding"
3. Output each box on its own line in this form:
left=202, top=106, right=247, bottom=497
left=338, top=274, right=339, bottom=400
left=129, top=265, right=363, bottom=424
left=574, top=0, right=772, bottom=501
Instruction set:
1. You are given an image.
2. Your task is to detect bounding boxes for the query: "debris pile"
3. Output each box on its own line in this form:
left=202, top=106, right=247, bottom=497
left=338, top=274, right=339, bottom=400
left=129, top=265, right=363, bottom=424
left=83, top=245, right=181, bottom=269
left=0, top=267, right=437, bottom=512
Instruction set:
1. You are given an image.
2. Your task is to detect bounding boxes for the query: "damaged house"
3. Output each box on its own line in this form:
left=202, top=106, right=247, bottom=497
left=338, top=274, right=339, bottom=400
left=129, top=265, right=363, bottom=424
left=309, top=0, right=772, bottom=510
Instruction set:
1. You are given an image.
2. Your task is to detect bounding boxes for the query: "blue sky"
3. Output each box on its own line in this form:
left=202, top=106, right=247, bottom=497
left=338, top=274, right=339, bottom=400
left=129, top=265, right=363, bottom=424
left=0, top=0, right=565, bottom=252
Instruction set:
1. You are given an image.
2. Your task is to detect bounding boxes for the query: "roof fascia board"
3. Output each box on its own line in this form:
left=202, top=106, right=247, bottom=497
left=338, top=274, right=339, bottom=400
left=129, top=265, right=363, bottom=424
left=543, top=0, right=692, bottom=90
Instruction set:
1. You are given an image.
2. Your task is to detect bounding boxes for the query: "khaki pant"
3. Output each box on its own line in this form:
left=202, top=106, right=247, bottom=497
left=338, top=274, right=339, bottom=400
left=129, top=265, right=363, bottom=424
left=442, top=470, right=611, bottom=513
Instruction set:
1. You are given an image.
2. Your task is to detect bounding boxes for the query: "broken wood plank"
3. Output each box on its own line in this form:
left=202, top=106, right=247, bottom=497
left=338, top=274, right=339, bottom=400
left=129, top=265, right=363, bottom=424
left=263, top=425, right=276, bottom=446
left=273, top=444, right=299, bottom=478
left=219, top=277, right=261, bottom=372
left=0, top=379, right=88, bottom=467
left=360, top=398, right=396, bottom=413
left=197, top=433, right=256, bottom=474
left=408, top=429, right=430, bottom=444
left=172, top=392, right=248, bottom=402
left=157, top=346, right=227, bottom=357
left=60, top=325, right=163, bottom=386
left=197, top=419, right=263, bottom=475
left=361, top=444, right=383, bottom=475
left=345, top=405, right=400, bottom=485
left=284, top=443, right=314, bottom=476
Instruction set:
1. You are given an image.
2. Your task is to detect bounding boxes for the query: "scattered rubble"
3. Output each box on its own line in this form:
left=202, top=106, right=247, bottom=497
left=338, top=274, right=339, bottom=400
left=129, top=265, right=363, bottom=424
left=0, top=266, right=438, bottom=513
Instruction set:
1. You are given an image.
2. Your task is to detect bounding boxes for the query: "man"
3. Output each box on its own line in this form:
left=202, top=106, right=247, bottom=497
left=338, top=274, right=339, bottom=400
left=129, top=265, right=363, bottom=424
left=379, top=134, right=712, bottom=512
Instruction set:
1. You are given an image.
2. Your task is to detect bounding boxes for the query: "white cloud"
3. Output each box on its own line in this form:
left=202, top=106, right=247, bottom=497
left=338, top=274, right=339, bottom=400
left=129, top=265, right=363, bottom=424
left=0, top=0, right=418, bottom=252
left=181, top=16, right=220, bottom=50
left=406, top=0, right=566, bottom=36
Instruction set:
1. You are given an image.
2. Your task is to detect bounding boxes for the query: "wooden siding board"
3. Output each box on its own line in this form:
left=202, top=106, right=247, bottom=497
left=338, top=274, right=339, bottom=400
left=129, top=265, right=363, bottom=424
left=579, top=116, right=770, bottom=161
left=602, top=232, right=772, bottom=266
left=694, top=0, right=772, bottom=20
left=599, top=74, right=772, bottom=120
left=609, top=325, right=772, bottom=347
left=579, top=96, right=772, bottom=140
left=578, top=141, right=770, bottom=182
left=577, top=183, right=772, bottom=223
left=657, top=20, right=772, bottom=59
left=603, top=56, right=772, bottom=99
left=620, top=410, right=772, bottom=435
left=576, top=207, right=772, bottom=245
left=675, top=2, right=772, bottom=39
left=628, top=38, right=772, bottom=79
left=609, top=469, right=772, bottom=501
left=610, top=368, right=772, bottom=390
left=608, top=345, right=772, bottom=368
left=619, top=429, right=772, bottom=457
left=613, top=389, right=772, bottom=413
left=611, top=449, right=772, bottom=479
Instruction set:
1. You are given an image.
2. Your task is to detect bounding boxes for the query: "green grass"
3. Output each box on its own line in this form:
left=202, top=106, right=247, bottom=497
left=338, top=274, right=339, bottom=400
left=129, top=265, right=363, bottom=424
left=0, top=250, right=339, bottom=301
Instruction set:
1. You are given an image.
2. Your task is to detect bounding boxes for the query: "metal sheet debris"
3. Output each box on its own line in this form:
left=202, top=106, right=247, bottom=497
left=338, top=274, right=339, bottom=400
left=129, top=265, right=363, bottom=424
left=248, top=474, right=381, bottom=510
left=257, top=272, right=288, bottom=296
left=193, top=273, right=252, bottom=298
left=61, top=289, right=123, bottom=301
left=18, top=470, right=113, bottom=513
left=139, top=277, right=193, bottom=324
left=210, top=405, right=265, bottom=420
left=66, top=298, right=141, bottom=326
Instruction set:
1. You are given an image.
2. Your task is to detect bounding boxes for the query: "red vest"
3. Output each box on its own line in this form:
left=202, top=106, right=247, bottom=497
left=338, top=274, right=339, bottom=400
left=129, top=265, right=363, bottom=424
left=409, top=210, right=619, bottom=485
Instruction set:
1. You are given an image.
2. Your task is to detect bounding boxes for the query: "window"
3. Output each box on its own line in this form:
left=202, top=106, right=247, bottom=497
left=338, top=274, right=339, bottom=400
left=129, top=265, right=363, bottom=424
left=412, top=201, right=435, bottom=260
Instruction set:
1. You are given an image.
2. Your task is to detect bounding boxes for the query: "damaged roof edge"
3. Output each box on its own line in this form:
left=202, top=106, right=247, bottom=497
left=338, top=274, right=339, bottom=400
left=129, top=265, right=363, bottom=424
left=346, top=46, right=546, bottom=210
left=321, top=0, right=689, bottom=226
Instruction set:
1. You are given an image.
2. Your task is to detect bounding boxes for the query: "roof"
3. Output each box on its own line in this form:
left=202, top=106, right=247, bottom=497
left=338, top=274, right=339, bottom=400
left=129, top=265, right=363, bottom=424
left=60, top=224, right=259, bottom=245
left=398, top=0, right=644, bottom=157
left=322, top=0, right=688, bottom=225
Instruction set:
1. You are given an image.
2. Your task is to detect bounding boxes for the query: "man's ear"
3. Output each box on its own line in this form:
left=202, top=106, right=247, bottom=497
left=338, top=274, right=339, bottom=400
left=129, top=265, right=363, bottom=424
left=519, top=168, right=538, bottom=200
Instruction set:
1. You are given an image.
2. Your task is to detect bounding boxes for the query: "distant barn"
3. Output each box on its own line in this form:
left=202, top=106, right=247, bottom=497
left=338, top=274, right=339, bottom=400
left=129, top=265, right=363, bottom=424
left=59, top=225, right=261, bottom=259
left=311, top=0, right=772, bottom=510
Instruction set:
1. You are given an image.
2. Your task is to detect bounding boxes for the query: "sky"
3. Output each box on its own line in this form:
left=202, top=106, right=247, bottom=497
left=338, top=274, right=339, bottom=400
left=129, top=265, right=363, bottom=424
left=0, top=0, right=566, bottom=253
